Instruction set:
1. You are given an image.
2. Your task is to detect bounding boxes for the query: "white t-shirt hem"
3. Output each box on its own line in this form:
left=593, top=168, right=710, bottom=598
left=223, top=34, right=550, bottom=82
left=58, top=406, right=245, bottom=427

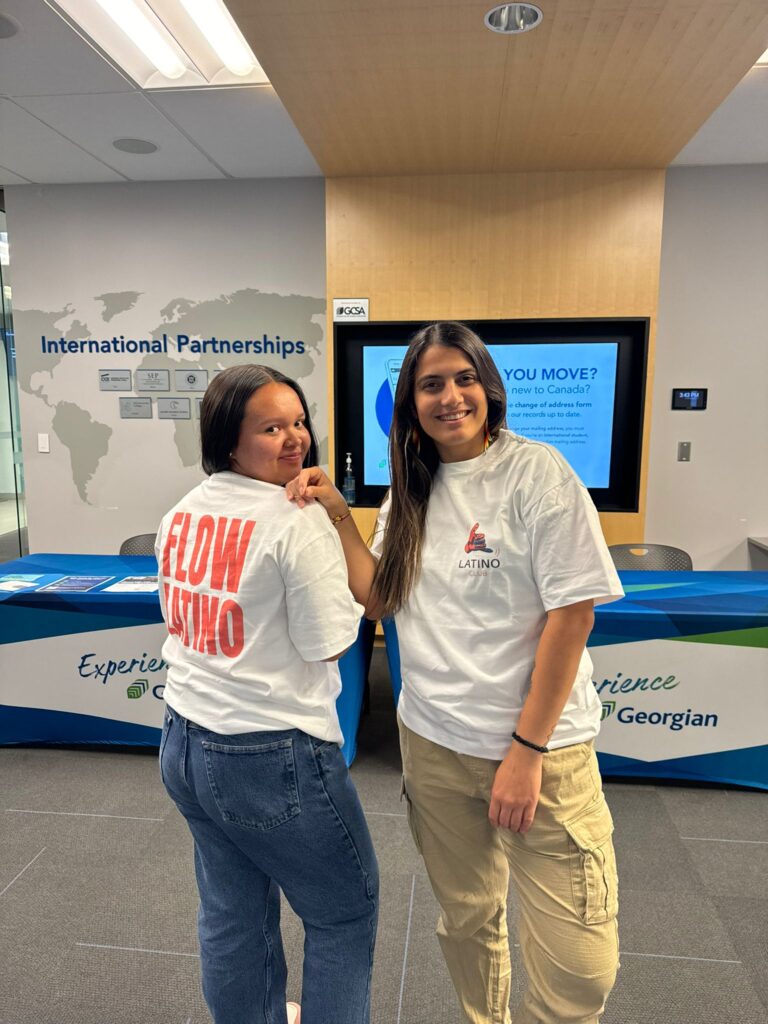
left=399, top=694, right=600, bottom=760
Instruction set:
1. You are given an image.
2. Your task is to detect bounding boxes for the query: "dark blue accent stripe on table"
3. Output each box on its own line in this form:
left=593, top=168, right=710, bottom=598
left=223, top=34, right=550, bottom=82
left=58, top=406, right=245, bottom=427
left=597, top=743, right=768, bottom=790
left=0, top=704, right=162, bottom=747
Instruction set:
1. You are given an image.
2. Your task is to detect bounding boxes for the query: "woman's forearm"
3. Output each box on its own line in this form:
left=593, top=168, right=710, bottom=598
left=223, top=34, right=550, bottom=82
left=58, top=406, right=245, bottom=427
left=514, top=600, right=595, bottom=748
left=334, top=516, right=379, bottom=611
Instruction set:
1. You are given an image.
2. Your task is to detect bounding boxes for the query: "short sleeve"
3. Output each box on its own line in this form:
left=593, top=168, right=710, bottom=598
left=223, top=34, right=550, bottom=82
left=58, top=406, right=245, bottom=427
left=368, top=492, right=391, bottom=561
left=527, top=475, right=624, bottom=612
left=279, top=506, right=365, bottom=662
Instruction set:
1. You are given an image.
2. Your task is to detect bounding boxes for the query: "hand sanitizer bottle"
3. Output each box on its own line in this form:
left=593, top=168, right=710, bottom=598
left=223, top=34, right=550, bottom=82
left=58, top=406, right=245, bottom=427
left=342, top=452, right=356, bottom=506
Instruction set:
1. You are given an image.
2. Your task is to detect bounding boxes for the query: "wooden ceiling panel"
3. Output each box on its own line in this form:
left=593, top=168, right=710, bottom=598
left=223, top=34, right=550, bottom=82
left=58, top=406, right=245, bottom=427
left=229, top=0, right=768, bottom=176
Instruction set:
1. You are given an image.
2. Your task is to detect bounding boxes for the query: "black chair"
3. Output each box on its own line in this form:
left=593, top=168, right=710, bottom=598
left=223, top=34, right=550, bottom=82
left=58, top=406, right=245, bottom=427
left=608, top=544, right=693, bottom=571
left=119, top=533, right=157, bottom=556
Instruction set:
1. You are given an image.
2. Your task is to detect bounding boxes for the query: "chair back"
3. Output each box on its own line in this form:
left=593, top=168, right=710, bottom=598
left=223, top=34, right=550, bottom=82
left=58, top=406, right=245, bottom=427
left=119, top=533, right=157, bottom=556
left=608, top=544, right=693, bottom=571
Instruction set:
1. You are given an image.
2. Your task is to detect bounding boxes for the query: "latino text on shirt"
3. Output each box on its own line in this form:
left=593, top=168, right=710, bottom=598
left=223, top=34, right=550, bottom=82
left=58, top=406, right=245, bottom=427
left=156, top=471, right=364, bottom=741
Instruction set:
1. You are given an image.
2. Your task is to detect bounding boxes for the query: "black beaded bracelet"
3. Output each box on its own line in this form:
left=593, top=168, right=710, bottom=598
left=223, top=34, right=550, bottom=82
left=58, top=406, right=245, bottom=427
left=512, top=731, right=549, bottom=754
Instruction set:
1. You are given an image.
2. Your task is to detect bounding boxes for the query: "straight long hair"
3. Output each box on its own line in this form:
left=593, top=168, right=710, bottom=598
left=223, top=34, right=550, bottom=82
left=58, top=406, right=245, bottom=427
left=200, top=364, right=318, bottom=475
left=374, top=323, right=507, bottom=616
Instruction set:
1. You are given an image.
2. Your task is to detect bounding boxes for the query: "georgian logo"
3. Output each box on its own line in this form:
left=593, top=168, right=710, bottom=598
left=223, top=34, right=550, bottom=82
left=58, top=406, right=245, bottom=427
left=601, top=700, right=616, bottom=721
left=126, top=679, right=149, bottom=699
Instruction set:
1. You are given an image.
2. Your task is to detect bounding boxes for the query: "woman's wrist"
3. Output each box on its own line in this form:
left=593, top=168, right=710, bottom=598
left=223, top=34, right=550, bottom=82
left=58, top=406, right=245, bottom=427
left=329, top=506, right=351, bottom=526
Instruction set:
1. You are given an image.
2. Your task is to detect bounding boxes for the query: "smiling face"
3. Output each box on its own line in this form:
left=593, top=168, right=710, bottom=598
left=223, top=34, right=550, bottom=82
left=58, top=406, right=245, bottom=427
left=413, top=344, right=489, bottom=463
left=229, top=382, right=310, bottom=485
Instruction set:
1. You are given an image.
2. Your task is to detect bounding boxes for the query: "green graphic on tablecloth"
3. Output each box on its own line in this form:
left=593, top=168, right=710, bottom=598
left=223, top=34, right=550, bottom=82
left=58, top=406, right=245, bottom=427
left=126, top=679, right=149, bottom=699
left=667, top=626, right=768, bottom=649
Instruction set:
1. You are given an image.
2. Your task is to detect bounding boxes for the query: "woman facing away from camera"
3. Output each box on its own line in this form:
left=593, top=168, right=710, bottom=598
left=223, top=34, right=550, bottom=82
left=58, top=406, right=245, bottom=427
left=287, top=322, right=624, bottom=1024
left=155, top=364, right=378, bottom=1024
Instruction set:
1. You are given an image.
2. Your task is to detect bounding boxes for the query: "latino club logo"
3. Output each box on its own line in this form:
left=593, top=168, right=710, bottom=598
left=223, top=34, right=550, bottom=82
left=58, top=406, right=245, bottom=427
left=458, top=522, right=500, bottom=575
left=464, top=523, right=493, bottom=554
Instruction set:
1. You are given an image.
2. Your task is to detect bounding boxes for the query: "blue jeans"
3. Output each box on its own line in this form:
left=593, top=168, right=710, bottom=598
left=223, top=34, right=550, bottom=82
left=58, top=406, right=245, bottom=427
left=160, top=706, right=379, bottom=1024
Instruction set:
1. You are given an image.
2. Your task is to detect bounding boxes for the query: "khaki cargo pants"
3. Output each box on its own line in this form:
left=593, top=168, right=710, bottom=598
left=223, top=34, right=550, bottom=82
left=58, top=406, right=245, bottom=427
left=399, top=718, right=619, bottom=1024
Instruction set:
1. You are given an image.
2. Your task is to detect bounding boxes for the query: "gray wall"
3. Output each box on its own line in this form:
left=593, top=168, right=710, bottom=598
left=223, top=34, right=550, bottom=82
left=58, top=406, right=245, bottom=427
left=5, top=178, right=327, bottom=553
left=646, top=165, right=768, bottom=569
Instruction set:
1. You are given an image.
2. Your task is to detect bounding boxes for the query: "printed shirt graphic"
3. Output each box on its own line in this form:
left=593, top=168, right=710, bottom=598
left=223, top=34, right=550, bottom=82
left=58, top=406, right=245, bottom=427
left=464, top=523, right=493, bottom=554
left=156, top=472, right=364, bottom=740
left=371, top=430, right=624, bottom=758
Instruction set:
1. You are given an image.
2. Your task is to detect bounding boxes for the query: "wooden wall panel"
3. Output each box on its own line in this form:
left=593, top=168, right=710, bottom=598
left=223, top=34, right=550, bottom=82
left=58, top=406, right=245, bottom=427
left=232, top=1, right=768, bottom=177
left=328, top=170, right=666, bottom=544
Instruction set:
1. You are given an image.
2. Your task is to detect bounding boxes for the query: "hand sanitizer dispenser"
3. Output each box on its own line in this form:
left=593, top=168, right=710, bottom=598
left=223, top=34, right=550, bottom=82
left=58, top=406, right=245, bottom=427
left=342, top=452, right=356, bottom=505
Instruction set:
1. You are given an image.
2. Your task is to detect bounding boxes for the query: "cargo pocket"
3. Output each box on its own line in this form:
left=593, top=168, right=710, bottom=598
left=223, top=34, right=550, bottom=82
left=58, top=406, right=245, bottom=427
left=564, top=797, right=619, bottom=924
left=400, top=775, right=423, bottom=854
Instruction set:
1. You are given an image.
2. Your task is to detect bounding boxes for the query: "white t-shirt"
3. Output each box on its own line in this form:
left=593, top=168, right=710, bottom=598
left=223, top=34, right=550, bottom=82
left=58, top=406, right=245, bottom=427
left=156, top=471, right=364, bottom=741
left=371, top=430, right=624, bottom=758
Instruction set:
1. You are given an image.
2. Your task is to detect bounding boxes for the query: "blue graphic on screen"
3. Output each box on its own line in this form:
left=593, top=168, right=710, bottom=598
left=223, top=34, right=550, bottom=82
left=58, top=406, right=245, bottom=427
left=363, top=343, right=618, bottom=487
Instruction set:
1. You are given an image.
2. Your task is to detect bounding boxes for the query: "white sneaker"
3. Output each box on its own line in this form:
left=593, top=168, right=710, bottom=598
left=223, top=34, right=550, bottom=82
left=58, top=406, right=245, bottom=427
left=286, top=1002, right=301, bottom=1024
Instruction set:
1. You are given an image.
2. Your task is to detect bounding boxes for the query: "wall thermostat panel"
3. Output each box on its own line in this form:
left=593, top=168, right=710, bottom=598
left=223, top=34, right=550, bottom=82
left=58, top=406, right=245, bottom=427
left=672, top=388, right=708, bottom=410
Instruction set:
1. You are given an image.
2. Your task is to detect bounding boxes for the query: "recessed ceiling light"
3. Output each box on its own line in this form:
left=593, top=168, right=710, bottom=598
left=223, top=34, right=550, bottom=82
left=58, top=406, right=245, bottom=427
left=0, top=13, right=20, bottom=38
left=485, top=3, right=543, bottom=35
left=113, top=138, right=159, bottom=154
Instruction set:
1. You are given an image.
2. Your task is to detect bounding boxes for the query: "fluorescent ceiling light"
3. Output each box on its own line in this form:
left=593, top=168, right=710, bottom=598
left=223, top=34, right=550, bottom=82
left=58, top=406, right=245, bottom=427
left=756, top=48, right=768, bottom=66
left=51, top=0, right=269, bottom=89
left=179, top=0, right=257, bottom=77
left=94, top=0, right=185, bottom=79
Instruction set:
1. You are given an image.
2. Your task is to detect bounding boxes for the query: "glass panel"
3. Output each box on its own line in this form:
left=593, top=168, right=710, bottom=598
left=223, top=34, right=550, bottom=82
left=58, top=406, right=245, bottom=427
left=0, top=199, right=27, bottom=561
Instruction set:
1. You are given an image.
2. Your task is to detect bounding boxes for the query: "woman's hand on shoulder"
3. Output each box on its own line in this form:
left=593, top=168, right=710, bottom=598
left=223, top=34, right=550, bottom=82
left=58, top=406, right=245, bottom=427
left=285, top=466, right=347, bottom=517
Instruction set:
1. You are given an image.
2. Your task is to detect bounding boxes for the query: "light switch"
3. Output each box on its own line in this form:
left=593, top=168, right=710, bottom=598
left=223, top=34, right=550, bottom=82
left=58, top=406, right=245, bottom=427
left=677, top=441, right=691, bottom=462
left=37, top=433, right=50, bottom=453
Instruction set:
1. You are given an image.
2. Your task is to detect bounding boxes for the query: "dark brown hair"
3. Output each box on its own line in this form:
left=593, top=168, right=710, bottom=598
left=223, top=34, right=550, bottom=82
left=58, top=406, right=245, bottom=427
left=200, top=364, right=318, bottom=475
left=374, top=322, right=507, bottom=616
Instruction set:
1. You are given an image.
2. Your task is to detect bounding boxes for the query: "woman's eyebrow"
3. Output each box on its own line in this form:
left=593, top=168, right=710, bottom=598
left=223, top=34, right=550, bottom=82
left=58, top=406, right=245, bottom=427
left=416, top=367, right=474, bottom=383
left=251, top=412, right=303, bottom=427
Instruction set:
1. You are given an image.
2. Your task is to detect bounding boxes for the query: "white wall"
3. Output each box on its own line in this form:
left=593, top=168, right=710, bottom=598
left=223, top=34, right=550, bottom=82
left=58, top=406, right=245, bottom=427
left=647, top=165, right=768, bottom=569
left=5, top=178, right=326, bottom=553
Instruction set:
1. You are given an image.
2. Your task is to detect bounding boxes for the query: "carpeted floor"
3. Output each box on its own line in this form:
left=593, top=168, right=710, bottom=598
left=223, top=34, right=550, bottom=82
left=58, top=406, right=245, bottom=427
left=1, top=649, right=766, bottom=1023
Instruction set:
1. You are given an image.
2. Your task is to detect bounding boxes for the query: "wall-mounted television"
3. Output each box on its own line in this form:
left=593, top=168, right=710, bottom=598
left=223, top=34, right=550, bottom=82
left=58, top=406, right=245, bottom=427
left=334, top=318, right=648, bottom=513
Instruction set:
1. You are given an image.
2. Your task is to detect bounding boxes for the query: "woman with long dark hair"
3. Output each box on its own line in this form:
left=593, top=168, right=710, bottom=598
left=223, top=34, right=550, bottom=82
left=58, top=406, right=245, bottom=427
left=156, top=364, right=378, bottom=1024
left=288, top=322, right=623, bottom=1024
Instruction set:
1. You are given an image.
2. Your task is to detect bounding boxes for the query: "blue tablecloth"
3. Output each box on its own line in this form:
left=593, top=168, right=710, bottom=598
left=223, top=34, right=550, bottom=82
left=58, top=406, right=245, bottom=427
left=0, top=553, right=374, bottom=764
left=383, top=572, right=768, bottom=790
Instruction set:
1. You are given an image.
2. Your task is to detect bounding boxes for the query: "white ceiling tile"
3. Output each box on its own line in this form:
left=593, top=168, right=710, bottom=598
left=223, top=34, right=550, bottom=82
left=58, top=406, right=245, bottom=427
left=151, top=87, right=322, bottom=178
left=0, top=100, right=124, bottom=183
left=673, top=68, right=768, bottom=166
left=15, top=93, right=225, bottom=181
left=0, top=0, right=134, bottom=97
left=0, top=164, right=32, bottom=186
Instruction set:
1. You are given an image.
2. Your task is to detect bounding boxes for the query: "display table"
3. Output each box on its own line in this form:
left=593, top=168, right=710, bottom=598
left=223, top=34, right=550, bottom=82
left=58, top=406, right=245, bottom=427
left=0, top=553, right=373, bottom=765
left=384, top=572, right=768, bottom=790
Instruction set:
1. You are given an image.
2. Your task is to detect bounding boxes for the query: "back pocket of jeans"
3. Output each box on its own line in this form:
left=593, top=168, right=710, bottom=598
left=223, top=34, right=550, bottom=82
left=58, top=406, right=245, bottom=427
left=202, top=738, right=300, bottom=830
left=564, top=797, right=618, bottom=925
